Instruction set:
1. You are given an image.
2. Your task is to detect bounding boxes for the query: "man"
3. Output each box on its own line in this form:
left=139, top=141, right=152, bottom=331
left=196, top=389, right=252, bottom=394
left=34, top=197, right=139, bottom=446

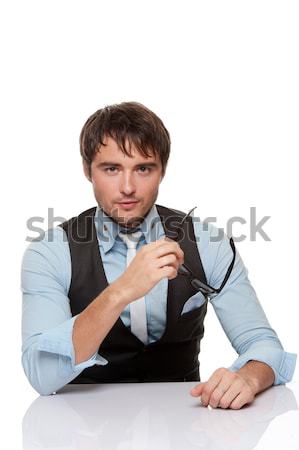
left=21, top=102, right=296, bottom=408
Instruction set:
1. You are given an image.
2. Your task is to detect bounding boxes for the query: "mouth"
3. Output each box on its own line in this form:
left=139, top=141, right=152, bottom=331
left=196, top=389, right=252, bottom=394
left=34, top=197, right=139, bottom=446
left=117, top=201, right=139, bottom=210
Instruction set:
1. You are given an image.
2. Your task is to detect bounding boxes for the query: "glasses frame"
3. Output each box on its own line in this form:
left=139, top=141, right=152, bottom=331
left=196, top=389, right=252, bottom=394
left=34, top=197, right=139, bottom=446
left=174, top=206, right=236, bottom=299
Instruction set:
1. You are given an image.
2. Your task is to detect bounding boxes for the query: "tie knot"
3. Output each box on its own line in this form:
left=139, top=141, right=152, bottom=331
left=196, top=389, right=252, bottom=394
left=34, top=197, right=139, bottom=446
left=118, top=230, right=142, bottom=249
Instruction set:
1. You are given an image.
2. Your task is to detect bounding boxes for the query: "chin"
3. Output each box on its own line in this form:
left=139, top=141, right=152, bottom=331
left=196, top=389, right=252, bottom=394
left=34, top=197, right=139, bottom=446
left=104, top=201, right=150, bottom=226
left=122, top=214, right=143, bottom=227
left=106, top=210, right=139, bottom=228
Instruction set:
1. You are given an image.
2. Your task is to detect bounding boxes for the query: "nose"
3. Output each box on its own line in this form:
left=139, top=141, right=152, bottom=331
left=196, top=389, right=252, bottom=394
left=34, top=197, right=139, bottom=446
left=119, top=171, right=136, bottom=196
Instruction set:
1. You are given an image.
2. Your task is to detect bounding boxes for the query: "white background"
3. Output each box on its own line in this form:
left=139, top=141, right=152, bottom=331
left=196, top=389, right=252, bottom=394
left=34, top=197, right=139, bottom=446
left=1, top=1, right=298, bottom=448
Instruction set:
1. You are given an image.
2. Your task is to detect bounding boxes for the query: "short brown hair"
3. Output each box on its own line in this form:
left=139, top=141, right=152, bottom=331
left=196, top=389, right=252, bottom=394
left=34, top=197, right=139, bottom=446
left=80, top=101, right=171, bottom=177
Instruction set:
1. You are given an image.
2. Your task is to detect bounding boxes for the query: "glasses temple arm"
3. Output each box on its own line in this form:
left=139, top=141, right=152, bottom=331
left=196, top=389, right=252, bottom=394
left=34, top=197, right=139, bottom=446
left=215, top=237, right=236, bottom=293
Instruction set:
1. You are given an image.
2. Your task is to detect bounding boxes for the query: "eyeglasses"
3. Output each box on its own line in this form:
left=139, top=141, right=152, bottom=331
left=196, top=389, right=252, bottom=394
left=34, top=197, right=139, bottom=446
left=173, top=206, right=236, bottom=299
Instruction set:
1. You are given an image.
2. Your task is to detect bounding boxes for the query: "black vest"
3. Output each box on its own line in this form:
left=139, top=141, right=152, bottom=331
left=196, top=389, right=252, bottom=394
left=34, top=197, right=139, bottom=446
left=59, top=204, right=208, bottom=383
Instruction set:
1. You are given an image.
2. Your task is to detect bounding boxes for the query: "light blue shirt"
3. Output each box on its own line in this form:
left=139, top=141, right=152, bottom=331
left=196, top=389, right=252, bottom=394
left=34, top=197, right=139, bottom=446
left=21, top=204, right=297, bottom=396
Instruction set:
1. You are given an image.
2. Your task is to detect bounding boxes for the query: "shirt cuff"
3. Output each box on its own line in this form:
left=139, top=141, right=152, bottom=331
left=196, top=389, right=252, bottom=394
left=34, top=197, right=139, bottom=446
left=228, top=345, right=297, bottom=385
left=37, top=315, right=108, bottom=372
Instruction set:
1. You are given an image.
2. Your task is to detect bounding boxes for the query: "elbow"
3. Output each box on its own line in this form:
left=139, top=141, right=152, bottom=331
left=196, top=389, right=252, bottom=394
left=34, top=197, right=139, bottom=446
left=29, top=373, right=57, bottom=396
left=30, top=381, right=56, bottom=396
left=21, top=348, right=64, bottom=396
left=21, top=352, right=51, bottom=396
left=37, top=387, right=57, bottom=396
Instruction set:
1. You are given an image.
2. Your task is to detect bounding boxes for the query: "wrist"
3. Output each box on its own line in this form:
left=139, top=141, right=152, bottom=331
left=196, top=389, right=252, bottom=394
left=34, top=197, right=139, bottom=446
left=238, top=364, right=260, bottom=395
left=237, top=360, right=275, bottom=395
left=107, top=278, right=132, bottom=307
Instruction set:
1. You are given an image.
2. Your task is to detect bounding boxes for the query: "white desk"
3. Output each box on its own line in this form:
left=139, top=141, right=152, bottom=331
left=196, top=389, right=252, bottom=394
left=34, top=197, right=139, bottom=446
left=23, top=381, right=299, bottom=449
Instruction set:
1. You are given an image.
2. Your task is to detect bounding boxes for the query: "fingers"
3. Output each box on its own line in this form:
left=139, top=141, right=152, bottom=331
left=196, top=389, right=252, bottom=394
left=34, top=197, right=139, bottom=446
left=152, top=239, right=184, bottom=265
left=189, top=368, right=256, bottom=410
left=198, top=369, right=226, bottom=407
left=208, top=377, right=242, bottom=409
left=190, top=382, right=205, bottom=397
left=229, top=389, right=254, bottom=410
left=161, top=265, right=178, bottom=280
left=157, top=254, right=180, bottom=271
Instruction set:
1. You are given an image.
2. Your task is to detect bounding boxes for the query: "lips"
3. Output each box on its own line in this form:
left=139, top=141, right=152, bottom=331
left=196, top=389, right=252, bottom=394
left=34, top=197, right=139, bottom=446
left=117, top=201, right=139, bottom=209
left=118, top=200, right=138, bottom=204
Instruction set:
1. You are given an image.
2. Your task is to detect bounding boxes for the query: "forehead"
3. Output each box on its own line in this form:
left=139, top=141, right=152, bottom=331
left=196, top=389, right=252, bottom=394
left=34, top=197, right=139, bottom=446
left=93, top=136, right=160, bottom=165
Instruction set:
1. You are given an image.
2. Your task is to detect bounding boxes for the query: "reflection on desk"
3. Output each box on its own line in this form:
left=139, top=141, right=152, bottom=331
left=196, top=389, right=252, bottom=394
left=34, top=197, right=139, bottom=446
left=23, top=381, right=299, bottom=450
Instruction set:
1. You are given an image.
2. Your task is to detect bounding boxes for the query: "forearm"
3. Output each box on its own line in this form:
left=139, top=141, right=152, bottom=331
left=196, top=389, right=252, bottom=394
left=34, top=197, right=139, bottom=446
left=237, top=360, right=275, bottom=395
left=73, top=282, right=127, bottom=365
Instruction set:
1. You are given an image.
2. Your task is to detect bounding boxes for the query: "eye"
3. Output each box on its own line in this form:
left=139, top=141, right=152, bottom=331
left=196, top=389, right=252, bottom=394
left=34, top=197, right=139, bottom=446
left=103, top=166, right=151, bottom=174
left=138, top=166, right=151, bottom=173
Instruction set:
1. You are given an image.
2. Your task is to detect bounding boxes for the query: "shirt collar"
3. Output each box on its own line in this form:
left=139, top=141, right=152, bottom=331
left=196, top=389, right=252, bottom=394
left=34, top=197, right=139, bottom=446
left=94, top=203, right=165, bottom=254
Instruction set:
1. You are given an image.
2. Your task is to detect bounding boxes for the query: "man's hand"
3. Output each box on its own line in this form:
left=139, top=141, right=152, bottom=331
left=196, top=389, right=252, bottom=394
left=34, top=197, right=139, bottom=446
left=190, top=361, right=275, bottom=410
left=112, top=237, right=184, bottom=306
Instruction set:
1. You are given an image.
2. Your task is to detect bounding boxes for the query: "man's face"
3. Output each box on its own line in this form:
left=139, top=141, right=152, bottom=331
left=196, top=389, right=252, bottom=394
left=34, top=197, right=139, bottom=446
left=83, top=136, right=164, bottom=228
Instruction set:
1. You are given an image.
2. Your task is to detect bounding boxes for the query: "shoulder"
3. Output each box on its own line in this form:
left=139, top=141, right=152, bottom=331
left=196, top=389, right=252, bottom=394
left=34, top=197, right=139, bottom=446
left=22, top=225, right=69, bottom=258
left=191, top=217, right=226, bottom=255
left=21, top=226, right=71, bottom=290
left=191, top=217, right=238, bottom=284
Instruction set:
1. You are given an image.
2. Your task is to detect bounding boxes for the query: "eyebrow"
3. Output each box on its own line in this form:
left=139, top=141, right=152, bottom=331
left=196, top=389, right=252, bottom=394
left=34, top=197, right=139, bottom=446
left=96, top=162, right=159, bottom=169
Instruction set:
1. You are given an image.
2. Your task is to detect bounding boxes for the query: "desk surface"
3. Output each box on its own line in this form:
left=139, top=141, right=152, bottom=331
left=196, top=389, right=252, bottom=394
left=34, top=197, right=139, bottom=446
left=23, top=381, right=299, bottom=450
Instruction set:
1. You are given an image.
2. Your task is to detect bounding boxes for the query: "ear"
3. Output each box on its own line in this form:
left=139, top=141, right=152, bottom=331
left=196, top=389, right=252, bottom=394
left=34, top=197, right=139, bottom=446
left=83, top=160, right=92, bottom=182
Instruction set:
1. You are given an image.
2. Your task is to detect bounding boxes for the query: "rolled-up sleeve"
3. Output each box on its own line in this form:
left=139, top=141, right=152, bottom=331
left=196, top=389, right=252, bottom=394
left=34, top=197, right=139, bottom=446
left=21, top=227, right=107, bottom=396
left=228, top=343, right=297, bottom=385
left=194, top=220, right=297, bottom=386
